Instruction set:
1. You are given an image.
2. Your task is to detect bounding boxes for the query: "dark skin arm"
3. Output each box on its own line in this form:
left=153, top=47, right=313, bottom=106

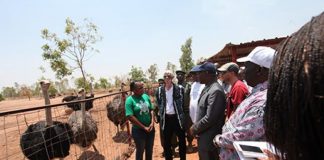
left=127, top=110, right=154, bottom=133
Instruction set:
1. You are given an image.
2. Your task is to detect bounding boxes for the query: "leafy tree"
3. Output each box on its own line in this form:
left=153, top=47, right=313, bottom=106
left=74, top=77, right=91, bottom=90
left=98, top=77, right=111, bottom=89
left=166, top=62, right=177, bottom=74
left=31, top=83, right=42, bottom=97
left=114, top=75, right=129, bottom=89
left=179, top=37, right=194, bottom=73
left=2, top=87, right=18, bottom=98
left=48, top=85, right=58, bottom=97
left=39, top=66, right=46, bottom=73
left=0, top=93, right=5, bottom=101
left=54, top=78, right=69, bottom=94
left=196, top=57, right=206, bottom=64
left=19, top=86, right=32, bottom=100
left=94, top=82, right=100, bottom=90
left=14, top=82, right=20, bottom=94
left=41, top=18, right=102, bottom=89
left=129, top=66, right=146, bottom=82
left=147, top=64, right=158, bottom=82
left=114, top=76, right=123, bottom=88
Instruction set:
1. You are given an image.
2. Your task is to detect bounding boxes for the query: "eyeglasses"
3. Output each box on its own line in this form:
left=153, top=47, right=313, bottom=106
left=164, top=76, right=172, bottom=79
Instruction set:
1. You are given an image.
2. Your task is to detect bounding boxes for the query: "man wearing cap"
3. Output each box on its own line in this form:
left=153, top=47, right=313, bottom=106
left=156, top=70, right=187, bottom=160
left=154, top=78, right=164, bottom=123
left=213, top=46, right=275, bottom=160
left=218, top=62, right=249, bottom=119
left=176, top=70, right=194, bottom=153
left=176, top=70, right=191, bottom=118
left=187, top=65, right=205, bottom=152
left=189, top=62, right=226, bottom=160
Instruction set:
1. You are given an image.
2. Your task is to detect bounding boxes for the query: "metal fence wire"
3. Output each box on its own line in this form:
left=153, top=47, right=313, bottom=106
left=0, top=91, right=135, bottom=160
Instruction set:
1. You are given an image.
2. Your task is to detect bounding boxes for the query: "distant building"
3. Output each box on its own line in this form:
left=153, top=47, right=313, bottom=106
left=206, top=36, right=288, bottom=65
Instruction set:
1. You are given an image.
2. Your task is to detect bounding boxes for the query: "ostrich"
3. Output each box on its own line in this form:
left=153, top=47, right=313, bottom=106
left=62, top=95, right=78, bottom=103
left=67, top=88, right=98, bottom=153
left=106, top=94, right=127, bottom=134
left=62, top=90, right=94, bottom=111
left=20, top=80, right=74, bottom=160
left=20, top=121, right=73, bottom=160
left=68, top=111, right=98, bottom=149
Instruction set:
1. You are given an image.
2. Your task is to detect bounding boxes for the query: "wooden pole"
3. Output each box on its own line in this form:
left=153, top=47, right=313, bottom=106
left=79, top=88, right=86, bottom=127
left=121, top=84, right=131, bottom=145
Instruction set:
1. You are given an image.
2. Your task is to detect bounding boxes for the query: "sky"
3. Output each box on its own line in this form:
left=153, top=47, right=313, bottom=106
left=0, top=0, right=323, bottom=89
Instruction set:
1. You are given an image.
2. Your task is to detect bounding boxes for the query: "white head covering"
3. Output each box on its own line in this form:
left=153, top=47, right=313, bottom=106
left=237, top=46, right=276, bottom=69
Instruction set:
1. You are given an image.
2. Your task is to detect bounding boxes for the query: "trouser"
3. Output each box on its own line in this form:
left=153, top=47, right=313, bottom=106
left=132, top=127, right=155, bottom=160
left=197, top=137, right=219, bottom=160
left=198, top=150, right=219, bottom=160
left=185, top=115, right=194, bottom=145
left=163, top=114, right=186, bottom=160
left=159, top=124, right=178, bottom=149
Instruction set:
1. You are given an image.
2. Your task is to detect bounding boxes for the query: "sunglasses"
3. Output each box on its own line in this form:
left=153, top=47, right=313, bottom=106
left=163, top=75, right=172, bottom=79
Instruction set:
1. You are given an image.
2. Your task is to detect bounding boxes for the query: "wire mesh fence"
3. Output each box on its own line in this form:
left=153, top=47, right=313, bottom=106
left=0, top=91, right=134, bottom=160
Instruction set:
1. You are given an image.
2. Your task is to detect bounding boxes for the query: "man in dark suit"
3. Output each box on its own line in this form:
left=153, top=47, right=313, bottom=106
left=189, top=62, right=226, bottom=160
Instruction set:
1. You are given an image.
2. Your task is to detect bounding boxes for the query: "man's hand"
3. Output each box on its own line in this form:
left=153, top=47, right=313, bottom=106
left=258, top=149, right=279, bottom=160
left=189, top=126, right=195, bottom=137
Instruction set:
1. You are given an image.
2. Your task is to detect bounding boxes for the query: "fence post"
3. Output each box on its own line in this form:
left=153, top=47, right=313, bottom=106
left=121, top=84, right=132, bottom=145
left=79, top=88, right=86, bottom=126
left=40, top=80, right=52, bottom=126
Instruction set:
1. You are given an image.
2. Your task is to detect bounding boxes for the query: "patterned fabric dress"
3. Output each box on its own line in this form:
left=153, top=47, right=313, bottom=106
left=214, top=81, right=268, bottom=160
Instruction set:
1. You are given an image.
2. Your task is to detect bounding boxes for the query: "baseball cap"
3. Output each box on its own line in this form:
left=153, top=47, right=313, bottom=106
left=237, top=46, right=276, bottom=69
left=190, top=65, right=201, bottom=72
left=198, top=62, right=216, bottom=74
left=218, top=62, right=239, bottom=73
left=176, top=70, right=186, bottom=75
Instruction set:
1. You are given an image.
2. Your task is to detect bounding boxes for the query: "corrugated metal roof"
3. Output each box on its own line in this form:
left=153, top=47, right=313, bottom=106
left=205, top=36, right=288, bottom=65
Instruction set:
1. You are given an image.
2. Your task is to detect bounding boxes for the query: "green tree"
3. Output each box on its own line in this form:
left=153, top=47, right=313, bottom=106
left=2, top=87, right=18, bottom=98
left=114, top=76, right=123, bottom=88
left=31, top=82, right=42, bottom=97
left=166, top=62, right=177, bottom=74
left=129, top=66, right=146, bottom=82
left=41, top=18, right=102, bottom=89
left=196, top=57, right=206, bottom=64
left=74, top=77, right=91, bottom=90
left=48, top=85, right=58, bottom=97
left=98, top=77, right=111, bottom=89
left=19, top=86, right=32, bottom=100
left=14, top=82, right=20, bottom=95
left=94, top=82, right=100, bottom=90
left=0, top=93, right=5, bottom=101
left=179, top=37, right=194, bottom=73
left=54, top=79, right=69, bottom=94
left=147, top=64, right=159, bottom=82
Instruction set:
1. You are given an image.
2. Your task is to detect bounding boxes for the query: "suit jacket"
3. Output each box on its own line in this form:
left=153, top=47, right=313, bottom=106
left=192, top=81, right=226, bottom=151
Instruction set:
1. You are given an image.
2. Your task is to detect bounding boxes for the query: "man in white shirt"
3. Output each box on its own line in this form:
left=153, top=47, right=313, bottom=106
left=187, top=65, right=205, bottom=152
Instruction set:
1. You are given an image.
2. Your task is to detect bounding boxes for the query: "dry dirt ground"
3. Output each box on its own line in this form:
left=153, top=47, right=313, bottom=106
left=128, top=125, right=199, bottom=160
left=0, top=94, right=198, bottom=160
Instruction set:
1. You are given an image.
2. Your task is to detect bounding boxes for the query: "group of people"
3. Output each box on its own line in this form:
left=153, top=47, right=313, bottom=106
left=124, top=12, right=324, bottom=160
